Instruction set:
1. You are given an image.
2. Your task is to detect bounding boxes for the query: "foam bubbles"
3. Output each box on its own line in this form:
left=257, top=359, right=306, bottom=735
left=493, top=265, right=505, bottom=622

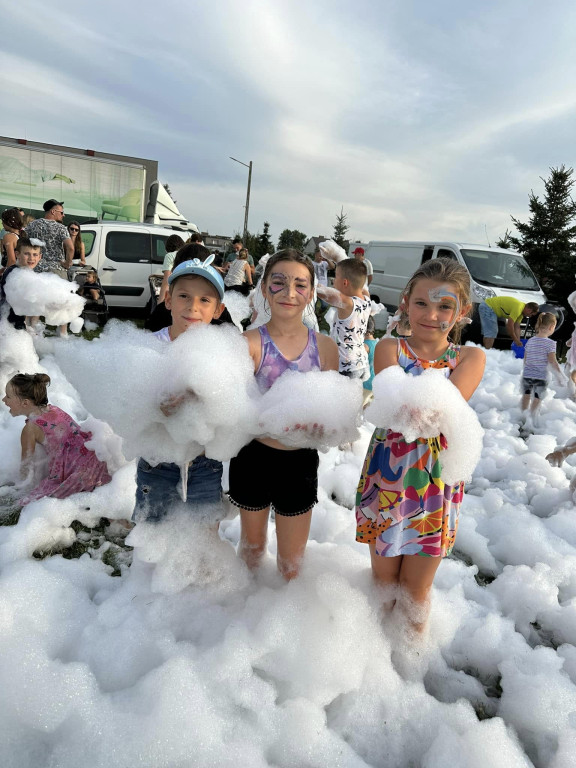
left=366, top=365, right=484, bottom=483
left=4, top=269, right=85, bottom=326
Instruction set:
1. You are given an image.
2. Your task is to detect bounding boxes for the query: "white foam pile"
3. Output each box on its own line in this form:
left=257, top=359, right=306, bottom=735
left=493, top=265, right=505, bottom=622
left=1, top=323, right=576, bottom=767
left=258, top=370, right=363, bottom=449
left=367, top=365, right=484, bottom=483
left=222, top=290, right=252, bottom=330
left=4, top=268, right=85, bottom=326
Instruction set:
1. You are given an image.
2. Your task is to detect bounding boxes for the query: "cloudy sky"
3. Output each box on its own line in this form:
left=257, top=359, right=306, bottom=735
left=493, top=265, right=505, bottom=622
left=2, top=0, right=576, bottom=246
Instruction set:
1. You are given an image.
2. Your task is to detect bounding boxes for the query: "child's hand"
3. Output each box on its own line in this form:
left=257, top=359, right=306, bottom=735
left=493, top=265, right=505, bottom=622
left=546, top=449, right=565, bottom=467
left=396, top=405, right=442, bottom=437
left=283, top=422, right=328, bottom=440
left=160, top=390, right=197, bottom=417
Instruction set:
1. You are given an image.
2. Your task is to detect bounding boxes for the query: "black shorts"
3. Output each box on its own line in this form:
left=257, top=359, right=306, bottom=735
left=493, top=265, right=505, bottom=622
left=228, top=440, right=319, bottom=516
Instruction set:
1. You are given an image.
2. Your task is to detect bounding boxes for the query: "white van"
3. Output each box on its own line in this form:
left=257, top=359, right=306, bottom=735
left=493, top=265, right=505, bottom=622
left=361, top=241, right=546, bottom=315
left=79, top=221, right=189, bottom=309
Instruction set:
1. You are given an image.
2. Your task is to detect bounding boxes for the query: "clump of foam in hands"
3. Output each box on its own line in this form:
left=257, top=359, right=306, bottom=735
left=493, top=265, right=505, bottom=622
left=366, top=365, right=484, bottom=483
left=4, top=269, right=85, bottom=326
left=55, top=321, right=257, bottom=467
left=257, top=370, right=362, bottom=450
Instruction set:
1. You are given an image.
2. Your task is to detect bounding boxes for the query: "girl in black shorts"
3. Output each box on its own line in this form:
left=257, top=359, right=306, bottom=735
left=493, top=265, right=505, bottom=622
left=228, top=250, right=339, bottom=580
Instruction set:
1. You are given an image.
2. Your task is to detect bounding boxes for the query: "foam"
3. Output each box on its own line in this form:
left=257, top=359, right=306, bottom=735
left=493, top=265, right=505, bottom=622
left=4, top=268, right=85, bottom=326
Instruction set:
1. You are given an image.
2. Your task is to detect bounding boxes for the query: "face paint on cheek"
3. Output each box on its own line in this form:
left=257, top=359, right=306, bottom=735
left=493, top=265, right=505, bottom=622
left=428, top=285, right=460, bottom=331
left=295, top=285, right=310, bottom=297
left=268, top=283, right=285, bottom=295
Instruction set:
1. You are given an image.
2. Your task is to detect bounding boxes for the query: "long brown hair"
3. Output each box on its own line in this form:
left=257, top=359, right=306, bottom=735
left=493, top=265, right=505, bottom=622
left=9, top=373, right=51, bottom=406
left=68, top=221, right=83, bottom=259
left=400, top=257, right=472, bottom=344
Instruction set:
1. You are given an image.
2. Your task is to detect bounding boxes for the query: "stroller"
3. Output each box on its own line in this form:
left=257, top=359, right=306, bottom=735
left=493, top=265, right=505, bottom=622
left=69, top=266, right=109, bottom=326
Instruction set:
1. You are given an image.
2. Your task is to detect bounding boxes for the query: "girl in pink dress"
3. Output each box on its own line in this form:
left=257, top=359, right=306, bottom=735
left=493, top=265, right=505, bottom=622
left=3, top=373, right=111, bottom=504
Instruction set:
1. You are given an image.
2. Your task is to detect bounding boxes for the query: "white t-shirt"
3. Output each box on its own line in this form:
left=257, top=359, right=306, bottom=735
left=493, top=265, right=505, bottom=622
left=161, top=250, right=178, bottom=272
left=154, top=327, right=171, bottom=342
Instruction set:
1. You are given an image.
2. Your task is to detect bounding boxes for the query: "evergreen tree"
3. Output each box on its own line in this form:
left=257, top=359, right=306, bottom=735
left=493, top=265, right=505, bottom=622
left=256, top=221, right=274, bottom=259
left=277, top=229, right=307, bottom=251
left=507, top=166, right=576, bottom=304
left=495, top=229, right=513, bottom=249
left=332, top=207, right=349, bottom=249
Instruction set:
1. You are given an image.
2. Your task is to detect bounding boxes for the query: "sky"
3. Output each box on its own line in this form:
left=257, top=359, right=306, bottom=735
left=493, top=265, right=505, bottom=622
left=2, top=0, right=576, bottom=246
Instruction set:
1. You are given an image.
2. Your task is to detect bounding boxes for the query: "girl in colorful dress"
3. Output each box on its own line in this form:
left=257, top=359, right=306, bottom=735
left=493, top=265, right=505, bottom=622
left=3, top=373, right=112, bottom=505
left=227, top=249, right=339, bottom=580
left=356, top=258, right=485, bottom=631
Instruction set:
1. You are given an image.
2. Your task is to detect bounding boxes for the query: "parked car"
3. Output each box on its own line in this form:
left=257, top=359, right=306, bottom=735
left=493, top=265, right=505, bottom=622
left=357, top=241, right=547, bottom=341
left=79, top=221, right=190, bottom=309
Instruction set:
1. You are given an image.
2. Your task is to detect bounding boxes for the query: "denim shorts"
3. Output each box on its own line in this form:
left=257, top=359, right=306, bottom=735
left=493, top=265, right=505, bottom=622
left=133, top=455, right=223, bottom=522
left=479, top=302, right=498, bottom=338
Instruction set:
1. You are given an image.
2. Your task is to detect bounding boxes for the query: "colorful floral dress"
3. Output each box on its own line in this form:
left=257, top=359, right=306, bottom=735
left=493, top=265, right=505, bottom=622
left=21, top=405, right=112, bottom=504
left=355, top=339, right=462, bottom=558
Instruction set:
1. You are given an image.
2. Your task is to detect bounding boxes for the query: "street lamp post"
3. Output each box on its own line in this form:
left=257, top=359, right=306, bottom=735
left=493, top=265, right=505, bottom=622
left=229, top=156, right=252, bottom=243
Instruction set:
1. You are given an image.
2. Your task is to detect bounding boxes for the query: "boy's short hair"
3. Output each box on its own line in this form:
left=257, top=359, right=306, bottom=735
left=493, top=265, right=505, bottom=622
left=525, top=302, right=539, bottom=314
left=336, top=258, right=367, bottom=290
left=15, top=236, right=43, bottom=252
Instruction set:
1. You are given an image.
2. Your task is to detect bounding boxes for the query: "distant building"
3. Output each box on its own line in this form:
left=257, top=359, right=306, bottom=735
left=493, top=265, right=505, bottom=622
left=202, top=233, right=233, bottom=253
left=303, top=236, right=327, bottom=256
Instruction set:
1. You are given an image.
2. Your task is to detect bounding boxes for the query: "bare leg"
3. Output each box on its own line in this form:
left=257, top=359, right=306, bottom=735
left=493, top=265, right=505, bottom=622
left=275, top=509, right=312, bottom=580
left=521, top=394, right=530, bottom=411
left=238, top=507, right=270, bottom=571
left=397, top=555, right=442, bottom=634
left=483, top=337, right=495, bottom=349
left=369, top=543, right=402, bottom=614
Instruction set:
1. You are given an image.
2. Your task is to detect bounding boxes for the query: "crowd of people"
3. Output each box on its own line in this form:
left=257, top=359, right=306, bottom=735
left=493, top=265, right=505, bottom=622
left=3, top=208, right=576, bottom=638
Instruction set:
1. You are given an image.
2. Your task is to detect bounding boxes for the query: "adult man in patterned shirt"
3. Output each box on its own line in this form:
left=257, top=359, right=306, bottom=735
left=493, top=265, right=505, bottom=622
left=24, top=199, right=74, bottom=277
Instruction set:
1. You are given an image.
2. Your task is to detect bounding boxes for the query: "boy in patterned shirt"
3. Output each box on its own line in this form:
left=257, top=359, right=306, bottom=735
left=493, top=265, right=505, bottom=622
left=317, top=258, right=372, bottom=380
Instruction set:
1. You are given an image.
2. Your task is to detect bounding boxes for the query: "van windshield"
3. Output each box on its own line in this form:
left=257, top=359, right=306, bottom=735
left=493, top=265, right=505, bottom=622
left=460, top=249, right=540, bottom=291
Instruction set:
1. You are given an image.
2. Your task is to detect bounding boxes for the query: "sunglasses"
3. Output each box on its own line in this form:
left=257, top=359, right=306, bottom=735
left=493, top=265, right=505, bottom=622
left=69, top=227, right=79, bottom=232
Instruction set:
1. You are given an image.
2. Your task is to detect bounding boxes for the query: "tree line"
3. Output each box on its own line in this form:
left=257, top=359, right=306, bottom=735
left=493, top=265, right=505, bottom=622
left=235, top=208, right=351, bottom=261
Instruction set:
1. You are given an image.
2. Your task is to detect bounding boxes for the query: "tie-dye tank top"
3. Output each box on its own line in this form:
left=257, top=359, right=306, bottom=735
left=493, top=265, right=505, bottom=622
left=255, top=324, right=321, bottom=392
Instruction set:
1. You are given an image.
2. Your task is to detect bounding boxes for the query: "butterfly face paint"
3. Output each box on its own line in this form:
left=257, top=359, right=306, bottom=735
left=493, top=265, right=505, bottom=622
left=427, top=284, right=460, bottom=332
left=267, top=272, right=311, bottom=299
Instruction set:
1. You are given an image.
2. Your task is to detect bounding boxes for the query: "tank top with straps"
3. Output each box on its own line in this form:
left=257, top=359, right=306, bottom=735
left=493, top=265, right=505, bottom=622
left=254, top=324, right=321, bottom=392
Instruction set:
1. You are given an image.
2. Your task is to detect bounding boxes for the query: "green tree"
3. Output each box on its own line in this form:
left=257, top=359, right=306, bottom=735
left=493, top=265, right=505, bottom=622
left=506, top=166, right=576, bottom=303
left=332, top=207, right=349, bottom=249
left=256, top=221, right=275, bottom=259
left=277, top=229, right=307, bottom=251
left=495, top=229, right=513, bottom=249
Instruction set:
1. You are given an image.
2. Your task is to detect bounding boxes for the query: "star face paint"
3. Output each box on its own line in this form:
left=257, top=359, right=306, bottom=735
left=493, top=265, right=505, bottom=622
left=427, top=284, right=460, bottom=331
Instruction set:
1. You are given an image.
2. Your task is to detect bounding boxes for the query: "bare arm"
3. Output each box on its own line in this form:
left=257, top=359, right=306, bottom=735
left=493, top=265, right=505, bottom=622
left=79, top=240, right=86, bottom=265
left=548, top=350, right=563, bottom=376
left=159, top=271, right=171, bottom=304
left=20, top=422, right=42, bottom=478
left=373, top=337, right=399, bottom=375
left=316, top=334, right=339, bottom=371
left=62, top=237, right=74, bottom=269
left=3, top=234, right=17, bottom=268
left=316, top=285, right=354, bottom=317
left=245, top=262, right=253, bottom=286
left=448, top=346, right=486, bottom=401
left=506, top=318, right=522, bottom=346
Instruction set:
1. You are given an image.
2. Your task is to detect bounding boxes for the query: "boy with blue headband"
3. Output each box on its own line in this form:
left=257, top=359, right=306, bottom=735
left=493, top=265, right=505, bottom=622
left=133, top=256, right=227, bottom=522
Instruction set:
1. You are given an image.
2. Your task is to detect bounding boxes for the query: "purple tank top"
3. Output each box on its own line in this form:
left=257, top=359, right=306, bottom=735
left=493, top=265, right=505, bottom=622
left=255, top=324, right=321, bottom=392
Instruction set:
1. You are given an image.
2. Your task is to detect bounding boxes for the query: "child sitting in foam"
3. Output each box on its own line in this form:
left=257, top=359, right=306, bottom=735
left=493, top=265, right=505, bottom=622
left=3, top=373, right=111, bottom=505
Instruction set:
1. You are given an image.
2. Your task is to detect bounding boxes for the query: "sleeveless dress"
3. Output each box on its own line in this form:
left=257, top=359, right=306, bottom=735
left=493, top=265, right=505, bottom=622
left=21, top=405, right=112, bottom=504
left=355, top=338, right=463, bottom=558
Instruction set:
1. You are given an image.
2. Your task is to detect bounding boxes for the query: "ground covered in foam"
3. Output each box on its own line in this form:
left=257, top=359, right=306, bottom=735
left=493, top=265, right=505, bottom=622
left=1, top=322, right=576, bottom=768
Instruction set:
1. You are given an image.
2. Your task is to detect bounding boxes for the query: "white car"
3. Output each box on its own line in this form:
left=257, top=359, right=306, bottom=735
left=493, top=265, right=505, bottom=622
left=80, top=221, right=194, bottom=309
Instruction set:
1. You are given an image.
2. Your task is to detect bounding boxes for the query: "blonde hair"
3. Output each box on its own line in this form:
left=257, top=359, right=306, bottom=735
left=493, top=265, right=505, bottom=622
left=399, top=258, right=472, bottom=344
left=535, top=312, right=556, bottom=332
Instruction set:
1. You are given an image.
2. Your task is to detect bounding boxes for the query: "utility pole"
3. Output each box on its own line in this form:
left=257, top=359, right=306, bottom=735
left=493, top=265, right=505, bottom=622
left=229, top=156, right=252, bottom=242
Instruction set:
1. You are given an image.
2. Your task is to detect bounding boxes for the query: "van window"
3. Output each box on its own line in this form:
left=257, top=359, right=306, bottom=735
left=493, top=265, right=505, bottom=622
left=460, top=249, right=540, bottom=291
left=81, top=230, right=96, bottom=256
left=152, top=235, right=168, bottom=265
left=437, top=248, right=457, bottom=260
left=105, top=231, right=150, bottom=263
